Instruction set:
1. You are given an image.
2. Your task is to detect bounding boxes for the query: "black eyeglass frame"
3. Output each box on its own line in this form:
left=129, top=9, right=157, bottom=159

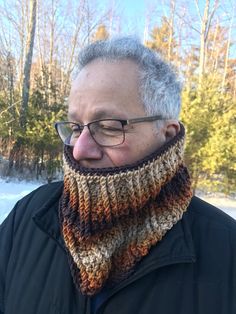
left=55, top=114, right=166, bottom=147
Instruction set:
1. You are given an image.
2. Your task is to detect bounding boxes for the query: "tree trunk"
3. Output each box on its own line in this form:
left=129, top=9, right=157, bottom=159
left=198, top=0, right=210, bottom=86
left=198, top=0, right=219, bottom=87
left=20, top=0, right=37, bottom=128
left=167, top=0, right=176, bottom=61
left=48, top=0, right=55, bottom=107
left=7, top=52, right=15, bottom=119
left=221, top=10, right=234, bottom=92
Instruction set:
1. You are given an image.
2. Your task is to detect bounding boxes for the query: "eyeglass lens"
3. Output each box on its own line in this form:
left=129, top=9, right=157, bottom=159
left=57, top=120, right=125, bottom=147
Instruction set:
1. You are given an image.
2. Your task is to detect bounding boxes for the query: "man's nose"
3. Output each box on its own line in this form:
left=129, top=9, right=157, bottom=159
left=72, top=127, right=103, bottom=161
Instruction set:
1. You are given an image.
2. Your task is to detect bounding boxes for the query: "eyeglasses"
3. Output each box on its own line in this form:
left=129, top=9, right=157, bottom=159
left=55, top=115, right=165, bottom=147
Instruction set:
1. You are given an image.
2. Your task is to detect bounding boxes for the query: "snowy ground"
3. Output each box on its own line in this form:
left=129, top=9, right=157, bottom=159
left=0, top=179, right=236, bottom=224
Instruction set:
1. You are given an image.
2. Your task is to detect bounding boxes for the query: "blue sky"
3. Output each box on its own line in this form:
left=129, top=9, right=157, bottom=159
left=101, top=0, right=200, bottom=39
left=103, top=0, right=235, bottom=57
left=120, top=0, right=146, bottom=21
left=100, top=0, right=148, bottom=38
left=120, top=0, right=147, bottom=37
left=0, top=0, right=234, bottom=56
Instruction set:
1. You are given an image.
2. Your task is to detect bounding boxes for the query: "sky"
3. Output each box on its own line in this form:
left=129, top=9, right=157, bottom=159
left=101, top=0, right=211, bottom=42
left=120, top=0, right=146, bottom=18
left=108, top=0, right=235, bottom=57
left=99, top=0, right=147, bottom=39
left=0, top=0, right=235, bottom=48
left=1, top=0, right=231, bottom=54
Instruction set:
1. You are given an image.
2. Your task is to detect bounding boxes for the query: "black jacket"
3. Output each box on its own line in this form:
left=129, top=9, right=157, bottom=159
left=0, top=181, right=236, bottom=314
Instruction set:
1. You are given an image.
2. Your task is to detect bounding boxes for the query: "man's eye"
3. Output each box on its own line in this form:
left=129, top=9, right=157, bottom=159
left=70, top=125, right=81, bottom=136
left=101, top=125, right=121, bottom=131
left=70, top=123, right=80, bottom=131
left=72, top=127, right=80, bottom=132
left=98, top=121, right=123, bottom=132
left=96, top=124, right=123, bottom=139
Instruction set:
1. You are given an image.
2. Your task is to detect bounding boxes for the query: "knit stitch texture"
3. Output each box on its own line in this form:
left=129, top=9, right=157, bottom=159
left=59, top=123, right=192, bottom=295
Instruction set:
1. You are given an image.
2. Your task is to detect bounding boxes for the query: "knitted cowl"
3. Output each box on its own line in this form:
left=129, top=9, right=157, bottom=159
left=59, top=123, right=192, bottom=296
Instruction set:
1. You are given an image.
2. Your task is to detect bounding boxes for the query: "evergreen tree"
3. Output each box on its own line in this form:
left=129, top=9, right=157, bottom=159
left=181, top=73, right=236, bottom=193
left=145, top=17, right=178, bottom=62
left=92, top=24, right=109, bottom=42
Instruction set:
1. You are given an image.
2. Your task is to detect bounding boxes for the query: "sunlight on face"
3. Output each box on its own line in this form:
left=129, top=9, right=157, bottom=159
left=68, top=59, right=166, bottom=168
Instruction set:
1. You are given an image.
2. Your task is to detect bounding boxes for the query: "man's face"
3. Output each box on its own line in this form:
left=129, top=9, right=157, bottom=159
left=68, top=59, right=171, bottom=168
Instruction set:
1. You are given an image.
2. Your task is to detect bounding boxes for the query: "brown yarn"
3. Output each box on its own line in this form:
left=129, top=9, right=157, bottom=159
left=59, top=123, right=192, bottom=295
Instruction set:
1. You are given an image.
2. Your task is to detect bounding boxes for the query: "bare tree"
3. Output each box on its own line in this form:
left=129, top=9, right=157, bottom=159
left=221, top=6, right=235, bottom=91
left=195, top=0, right=219, bottom=85
left=20, top=0, right=37, bottom=128
left=167, top=0, right=176, bottom=61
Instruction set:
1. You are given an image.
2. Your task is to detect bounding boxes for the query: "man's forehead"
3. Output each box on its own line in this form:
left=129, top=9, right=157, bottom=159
left=68, top=107, right=127, bottom=121
left=67, top=58, right=144, bottom=122
left=74, top=58, right=139, bottom=80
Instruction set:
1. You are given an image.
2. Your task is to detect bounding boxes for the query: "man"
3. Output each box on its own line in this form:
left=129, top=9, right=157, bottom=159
left=0, top=36, right=235, bottom=314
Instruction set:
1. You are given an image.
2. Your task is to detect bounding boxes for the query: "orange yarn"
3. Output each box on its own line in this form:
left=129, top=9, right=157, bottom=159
left=59, top=123, right=192, bottom=295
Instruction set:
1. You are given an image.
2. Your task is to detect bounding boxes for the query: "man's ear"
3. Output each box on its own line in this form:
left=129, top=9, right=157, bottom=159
left=165, top=121, right=180, bottom=142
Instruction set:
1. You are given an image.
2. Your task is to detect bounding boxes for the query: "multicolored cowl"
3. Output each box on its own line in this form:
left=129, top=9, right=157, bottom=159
left=59, top=123, right=193, bottom=296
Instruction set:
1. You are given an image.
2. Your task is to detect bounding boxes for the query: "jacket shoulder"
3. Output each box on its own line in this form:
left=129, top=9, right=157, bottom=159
left=186, top=196, right=236, bottom=249
left=21, top=180, right=64, bottom=210
left=185, top=196, right=236, bottom=287
left=188, top=195, right=236, bottom=229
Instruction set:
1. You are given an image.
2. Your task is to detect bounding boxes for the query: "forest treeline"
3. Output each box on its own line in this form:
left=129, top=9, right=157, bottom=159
left=0, top=0, right=235, bottom=194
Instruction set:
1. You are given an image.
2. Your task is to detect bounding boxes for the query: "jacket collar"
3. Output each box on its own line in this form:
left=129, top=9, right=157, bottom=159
left=33, top=181, right=196, bottom=280
left=33, top=181, right=65, bottom=250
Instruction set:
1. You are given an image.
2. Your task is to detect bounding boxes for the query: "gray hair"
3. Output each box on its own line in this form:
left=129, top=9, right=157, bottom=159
left=78, top=36, right=181, bottom=119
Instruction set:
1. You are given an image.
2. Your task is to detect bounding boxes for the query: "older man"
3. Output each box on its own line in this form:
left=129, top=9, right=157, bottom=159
left=0, top=37, right=236, bottom=314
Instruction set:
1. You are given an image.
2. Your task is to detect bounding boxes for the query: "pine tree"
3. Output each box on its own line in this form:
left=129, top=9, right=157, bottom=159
left=92, top=24, right=109, bottom=42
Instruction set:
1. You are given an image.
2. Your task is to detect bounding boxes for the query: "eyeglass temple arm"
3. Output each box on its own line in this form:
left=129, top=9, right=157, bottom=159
left=126, top=115, right=165, bottom=125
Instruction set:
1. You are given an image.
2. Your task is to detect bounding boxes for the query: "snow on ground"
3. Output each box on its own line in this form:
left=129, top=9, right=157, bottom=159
left=0, top=179, right=236, bottom=224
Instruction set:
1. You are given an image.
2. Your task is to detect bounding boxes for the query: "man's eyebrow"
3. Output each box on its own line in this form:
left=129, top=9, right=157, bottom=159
left=68, top=109, right=126, bottom=122
left=92, top=110, right=123, bottom=120
left=67, top=112, right=80, bottom=122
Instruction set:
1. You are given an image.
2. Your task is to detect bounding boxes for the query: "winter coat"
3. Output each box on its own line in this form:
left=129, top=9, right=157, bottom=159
left=0, top=181, right=236, bottom=314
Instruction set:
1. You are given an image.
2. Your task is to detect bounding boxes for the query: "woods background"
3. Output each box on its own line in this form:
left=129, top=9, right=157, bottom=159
left=0, top=0, right=235, bottom=194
